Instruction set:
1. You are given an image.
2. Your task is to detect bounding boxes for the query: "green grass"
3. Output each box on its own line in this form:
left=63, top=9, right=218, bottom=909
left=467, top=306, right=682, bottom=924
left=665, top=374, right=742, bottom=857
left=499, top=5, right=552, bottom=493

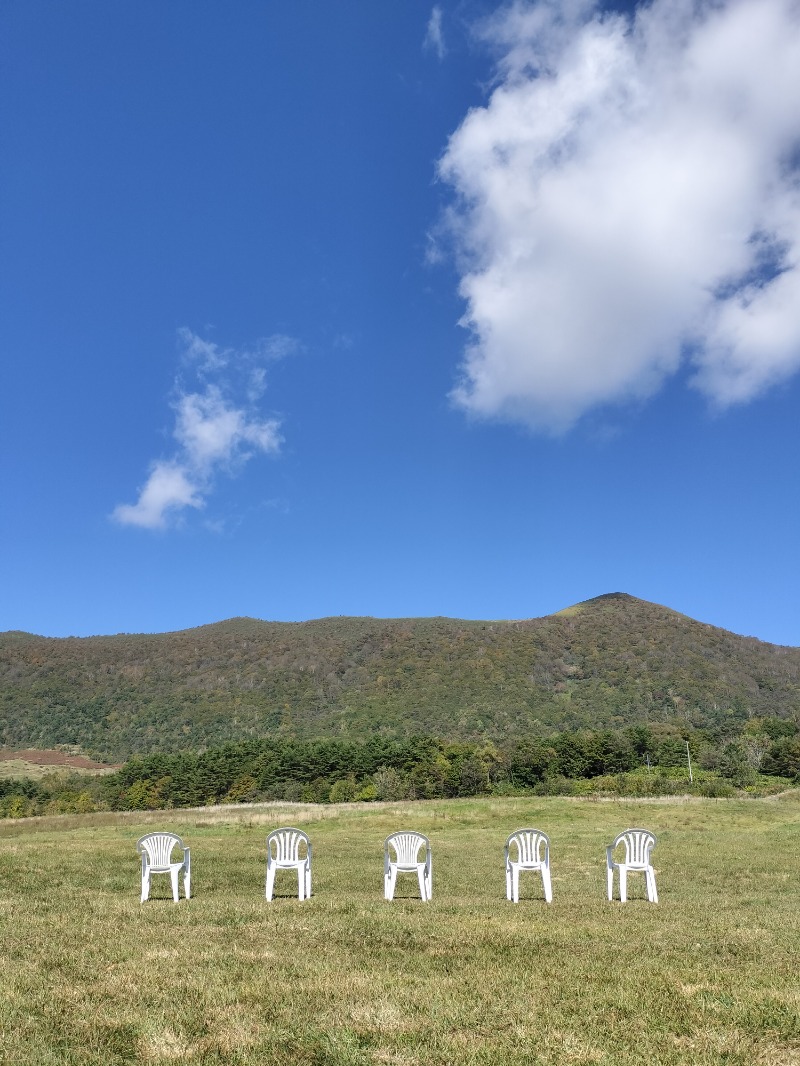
left=1, top=795, right=799, bottom=1065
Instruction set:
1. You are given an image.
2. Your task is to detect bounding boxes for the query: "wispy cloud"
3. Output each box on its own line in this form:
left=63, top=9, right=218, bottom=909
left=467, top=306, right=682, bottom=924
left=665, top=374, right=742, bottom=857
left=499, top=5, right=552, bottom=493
left=424, top=6, right=446, bottom=60
left=112, top=330, right=295, bottom=530
left=439, top=0, right=800, bottom=433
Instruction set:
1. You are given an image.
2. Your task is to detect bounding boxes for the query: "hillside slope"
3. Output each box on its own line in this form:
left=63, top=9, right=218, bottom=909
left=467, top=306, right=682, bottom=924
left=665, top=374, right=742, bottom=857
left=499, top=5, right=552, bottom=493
left=1, top=594, right=799, bottom=759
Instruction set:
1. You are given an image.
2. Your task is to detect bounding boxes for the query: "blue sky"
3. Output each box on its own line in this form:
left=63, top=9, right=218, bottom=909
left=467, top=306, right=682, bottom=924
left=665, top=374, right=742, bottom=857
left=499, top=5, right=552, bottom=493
left=2, top=0, right=800, bottom=645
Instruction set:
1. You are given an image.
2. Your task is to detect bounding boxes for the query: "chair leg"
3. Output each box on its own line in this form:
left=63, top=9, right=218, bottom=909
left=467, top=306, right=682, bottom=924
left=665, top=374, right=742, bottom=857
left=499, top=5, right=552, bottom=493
left=170, top=867, right=180, bottom=903
left=646, top=869, right=658, bottom=903
left=417, top=866, right=427, bottom=901
left=184, top=866, right=191, bottom=900
left=619, top=867, right=628, bottom=904
left=266, top=865, right=276, bottom=901
left=505, top=865, right=512, bottom=901
left=297, top=866, right=304, bottom=901
left=542, top=866, right=553, bottom=904
left=607, top=863, right=614, bottom=901
left=512, top=867, right=520, bottom=904
left=141, top=872, right=150, bottom=904
left=385, top=866, right=397, bottom=901
left=305, top=865, right=311, bottom=900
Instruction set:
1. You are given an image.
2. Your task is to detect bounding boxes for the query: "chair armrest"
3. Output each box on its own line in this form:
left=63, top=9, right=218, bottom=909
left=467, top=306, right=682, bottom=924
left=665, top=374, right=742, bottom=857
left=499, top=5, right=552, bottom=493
left=306, top=843, right=313, bottom=866
left=183, top=846, right=191, bottom=872
left=606, top=846, right=614, bottom=866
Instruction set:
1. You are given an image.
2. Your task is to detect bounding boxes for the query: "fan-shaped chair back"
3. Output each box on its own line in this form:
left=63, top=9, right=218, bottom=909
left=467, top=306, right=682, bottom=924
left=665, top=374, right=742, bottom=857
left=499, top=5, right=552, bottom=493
left=612, top=829, right=656, bottom=868
left=137, top=832, right=184, bottom=871
left=506, top=829, right=548, bottom=866
left=267, top=827, right=310, bottom=865
left=385, top=831, right=428, bottom=869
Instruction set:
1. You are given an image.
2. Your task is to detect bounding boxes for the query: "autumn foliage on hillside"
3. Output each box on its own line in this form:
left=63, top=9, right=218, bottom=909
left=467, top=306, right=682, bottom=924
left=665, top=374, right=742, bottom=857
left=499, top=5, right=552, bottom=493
left=1, top=594, right=799, bottom=762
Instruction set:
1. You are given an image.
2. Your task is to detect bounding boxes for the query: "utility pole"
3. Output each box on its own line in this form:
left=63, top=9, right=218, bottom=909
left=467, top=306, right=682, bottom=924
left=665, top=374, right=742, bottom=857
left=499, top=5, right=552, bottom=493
left=686, top=741, right=693, bottom=784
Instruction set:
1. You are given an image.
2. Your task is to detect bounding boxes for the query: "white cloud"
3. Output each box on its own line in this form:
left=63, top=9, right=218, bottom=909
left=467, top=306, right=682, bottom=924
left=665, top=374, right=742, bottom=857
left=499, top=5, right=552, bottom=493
left=177, top=327, right=298, bottom=377
left=111, top=462, right=203, bottom=531
left=438, top=0, right=800, bottom=432
left=176, top=328, right=229, bottom=374
left=174, top=387, right=281, bottom=469
left=424, top=6, right=446, bottom=60
left=112, top=330, right=288, bottom=530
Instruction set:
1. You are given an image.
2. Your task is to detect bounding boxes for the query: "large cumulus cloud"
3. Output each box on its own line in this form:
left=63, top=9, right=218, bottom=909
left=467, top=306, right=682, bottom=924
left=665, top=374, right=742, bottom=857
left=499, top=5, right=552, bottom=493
left=439, top=0, right=800, bottom=432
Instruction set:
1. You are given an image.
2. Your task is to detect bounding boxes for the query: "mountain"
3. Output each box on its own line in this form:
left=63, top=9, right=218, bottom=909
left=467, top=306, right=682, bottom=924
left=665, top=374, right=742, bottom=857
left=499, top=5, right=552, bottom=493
left=1, top=594, right=799, bottom=760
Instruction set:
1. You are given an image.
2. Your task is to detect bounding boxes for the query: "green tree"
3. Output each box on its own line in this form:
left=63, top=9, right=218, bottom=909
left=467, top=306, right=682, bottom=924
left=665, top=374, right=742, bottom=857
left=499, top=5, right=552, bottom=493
left=329, top=775, right=359, bottom=803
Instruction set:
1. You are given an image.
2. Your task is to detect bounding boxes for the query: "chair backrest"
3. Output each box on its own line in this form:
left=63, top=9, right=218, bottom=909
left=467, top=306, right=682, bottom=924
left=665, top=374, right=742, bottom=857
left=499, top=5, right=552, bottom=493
left=385, top=831, right=429, bottom=866
left=506, top=828, right=549, bottom=865
left=612, top=829, right=656, bottom=865
left=267, top=827, right=310, bottom=863
left=137, top=832, right=184, bottom=867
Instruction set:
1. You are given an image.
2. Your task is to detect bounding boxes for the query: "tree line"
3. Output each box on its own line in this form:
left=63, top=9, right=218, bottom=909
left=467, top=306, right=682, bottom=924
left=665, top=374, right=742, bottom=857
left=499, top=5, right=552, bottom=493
left=2, top=717, right=799, bottom=818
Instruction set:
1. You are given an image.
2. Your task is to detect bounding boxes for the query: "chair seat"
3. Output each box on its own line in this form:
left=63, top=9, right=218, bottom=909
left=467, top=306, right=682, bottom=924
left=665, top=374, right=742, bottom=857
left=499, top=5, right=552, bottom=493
left=148, top=860, right=186, bottom=873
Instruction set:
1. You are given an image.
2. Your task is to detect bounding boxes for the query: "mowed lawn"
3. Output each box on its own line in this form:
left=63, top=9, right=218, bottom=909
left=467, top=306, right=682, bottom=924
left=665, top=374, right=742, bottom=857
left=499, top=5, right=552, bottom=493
left=1, top=794, right=799, bottom=1065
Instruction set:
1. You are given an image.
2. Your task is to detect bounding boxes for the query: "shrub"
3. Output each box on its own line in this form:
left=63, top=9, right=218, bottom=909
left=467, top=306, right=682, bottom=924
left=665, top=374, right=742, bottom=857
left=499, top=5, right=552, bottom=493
left=373, top=767, right=412, bottom=801
left=329, top=775, right=359, bottom=803
left=699, top=779, right=736, bottom=798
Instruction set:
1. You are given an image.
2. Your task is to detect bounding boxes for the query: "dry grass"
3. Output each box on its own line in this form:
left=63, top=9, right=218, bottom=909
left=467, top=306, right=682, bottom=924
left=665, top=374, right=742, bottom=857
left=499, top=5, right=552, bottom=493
left=0, top=748, right=118, bottom=780
left=1, top=794, right=799, bottom=1064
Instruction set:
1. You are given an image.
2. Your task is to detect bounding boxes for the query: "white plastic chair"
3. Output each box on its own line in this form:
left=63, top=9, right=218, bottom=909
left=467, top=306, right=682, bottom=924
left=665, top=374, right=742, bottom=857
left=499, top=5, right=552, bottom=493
left=384, top=831, right=431, bottom=901
left=606, top=828, right=658, bottom=903
left=505, top=829, right=553, bottom=903
left=266, top=827, right=312, bottom=901
left=137, top=832, right=191, bottom=903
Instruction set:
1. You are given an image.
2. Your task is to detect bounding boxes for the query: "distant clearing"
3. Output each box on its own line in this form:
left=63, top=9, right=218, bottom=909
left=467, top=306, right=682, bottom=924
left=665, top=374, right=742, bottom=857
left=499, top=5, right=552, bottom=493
left=0, top=748, right=119, bottom=780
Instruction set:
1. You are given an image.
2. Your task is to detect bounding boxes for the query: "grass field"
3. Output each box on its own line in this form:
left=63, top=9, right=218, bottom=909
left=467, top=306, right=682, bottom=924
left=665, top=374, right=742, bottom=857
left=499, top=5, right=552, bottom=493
left=1, top=794, right=799, bottom=1065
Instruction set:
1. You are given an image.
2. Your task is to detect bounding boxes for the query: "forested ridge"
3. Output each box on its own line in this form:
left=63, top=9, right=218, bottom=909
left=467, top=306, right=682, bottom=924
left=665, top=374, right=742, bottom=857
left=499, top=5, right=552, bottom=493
left=2, top=593, right=799, bottom=762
